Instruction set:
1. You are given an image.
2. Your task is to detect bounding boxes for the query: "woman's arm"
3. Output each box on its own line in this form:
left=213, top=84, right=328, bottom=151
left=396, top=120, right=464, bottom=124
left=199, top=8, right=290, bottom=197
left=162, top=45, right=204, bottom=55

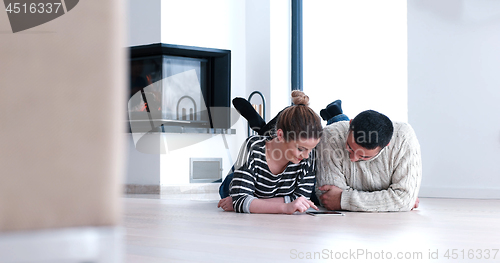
left=229, top=137, right=262, bottom=213
left=224, top=195, right=318, bottom=214
left=249, top=196, right=317, bottom=214
left=289, top=149, right=317, bottom=201
left=219, top=197, right=284, bottom=212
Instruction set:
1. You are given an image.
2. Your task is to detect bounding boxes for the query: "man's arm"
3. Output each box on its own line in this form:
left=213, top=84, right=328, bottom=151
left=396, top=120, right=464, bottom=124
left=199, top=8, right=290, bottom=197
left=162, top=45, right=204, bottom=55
left=319, top=185, right=421, bottom=211
left=318, top=185, right=343, bottom=210
left=315, top=128, right=354, bottom=210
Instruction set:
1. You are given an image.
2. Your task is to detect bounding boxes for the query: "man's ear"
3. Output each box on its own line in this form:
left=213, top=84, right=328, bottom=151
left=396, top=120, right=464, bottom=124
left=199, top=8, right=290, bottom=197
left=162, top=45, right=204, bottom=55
left=349, top=119, right=352, bottom=125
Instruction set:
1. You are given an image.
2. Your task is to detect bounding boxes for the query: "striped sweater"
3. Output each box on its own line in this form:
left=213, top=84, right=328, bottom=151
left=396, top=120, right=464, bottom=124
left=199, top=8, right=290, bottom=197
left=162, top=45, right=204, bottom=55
left=315, top=121, right=422, bottom=212
left=229, top=135, right=316, bottom=213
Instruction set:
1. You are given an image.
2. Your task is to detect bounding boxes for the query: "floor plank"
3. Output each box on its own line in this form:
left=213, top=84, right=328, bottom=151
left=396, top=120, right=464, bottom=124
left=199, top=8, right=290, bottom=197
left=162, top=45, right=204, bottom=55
left=123, top=196, right=500, bottom=262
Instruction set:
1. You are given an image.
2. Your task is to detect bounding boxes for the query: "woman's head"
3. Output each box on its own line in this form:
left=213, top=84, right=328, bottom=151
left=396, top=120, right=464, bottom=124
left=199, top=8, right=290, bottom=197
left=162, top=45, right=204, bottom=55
left=272, top=91, right=322, bottom=163
left=276, top=90, right=323, bottom=142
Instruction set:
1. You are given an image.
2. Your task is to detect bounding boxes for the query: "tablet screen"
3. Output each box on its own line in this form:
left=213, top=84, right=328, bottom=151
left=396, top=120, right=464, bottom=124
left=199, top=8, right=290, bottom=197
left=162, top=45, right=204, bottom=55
left=306, top=211, right=344, bottom=216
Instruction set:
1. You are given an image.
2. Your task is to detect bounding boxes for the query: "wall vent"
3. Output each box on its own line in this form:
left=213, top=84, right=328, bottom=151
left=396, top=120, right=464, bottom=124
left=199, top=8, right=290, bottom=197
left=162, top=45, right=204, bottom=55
left=190, top=158, right=222, bottom=183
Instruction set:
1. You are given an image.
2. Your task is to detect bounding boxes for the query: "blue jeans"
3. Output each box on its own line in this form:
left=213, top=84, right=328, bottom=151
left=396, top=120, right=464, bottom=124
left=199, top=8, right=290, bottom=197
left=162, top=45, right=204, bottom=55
left=327, top=113, right=349, bottom=125
left=219, top=169, right=234, bottom=199
left=219, top=113, right=349, bottom=206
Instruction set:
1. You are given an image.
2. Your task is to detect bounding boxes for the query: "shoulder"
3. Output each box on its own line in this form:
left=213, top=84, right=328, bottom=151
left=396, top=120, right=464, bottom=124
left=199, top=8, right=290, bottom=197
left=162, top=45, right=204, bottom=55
left=389, top=122, right=420, bottom=149
left=244, top=135, right=268, bottom=146
left=241, top=135, right=268, bottom=154
left=393, top=122, right=415, bottom=133
left=235, top=135, right=269, bottom=168
left=323, top=120, right=350, bottom=134
left=392, top=122, right=418, bottom=140
left=319, top=121, right=349, bottom=148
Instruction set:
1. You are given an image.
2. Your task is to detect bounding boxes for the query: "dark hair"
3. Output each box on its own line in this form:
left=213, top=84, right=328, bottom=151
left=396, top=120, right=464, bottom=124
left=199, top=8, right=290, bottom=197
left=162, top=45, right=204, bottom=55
left=349, top=110, right=393, bottom=150
left=276, top=91, right=323, bottom=141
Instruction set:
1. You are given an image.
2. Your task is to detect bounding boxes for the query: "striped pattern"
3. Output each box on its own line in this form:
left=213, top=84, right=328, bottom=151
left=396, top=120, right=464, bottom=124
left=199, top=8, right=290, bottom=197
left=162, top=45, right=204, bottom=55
left=229, top=135, right=316, bottom=213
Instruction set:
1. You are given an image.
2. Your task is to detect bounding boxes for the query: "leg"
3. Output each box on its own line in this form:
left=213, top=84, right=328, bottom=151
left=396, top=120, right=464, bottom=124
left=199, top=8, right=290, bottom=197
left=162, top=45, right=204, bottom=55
left=232, top=98, right=266, bottom=133
left=326, top=113, right=350, bottom=125
left=260, top=107, right=288, bottom=136
left=219, top=172, right=234, bottom=199
left=320, top=99, right=349, bottom=125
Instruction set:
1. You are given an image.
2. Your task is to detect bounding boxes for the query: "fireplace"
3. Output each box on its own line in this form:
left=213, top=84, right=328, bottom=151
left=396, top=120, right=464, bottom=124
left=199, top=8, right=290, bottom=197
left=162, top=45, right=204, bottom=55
left=128, top=44, right=231, bottom=133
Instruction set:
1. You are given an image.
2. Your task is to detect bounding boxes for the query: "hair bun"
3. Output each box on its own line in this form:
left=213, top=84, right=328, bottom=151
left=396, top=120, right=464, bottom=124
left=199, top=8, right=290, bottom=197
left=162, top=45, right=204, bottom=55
left=291, top=90, right=310, bottom=106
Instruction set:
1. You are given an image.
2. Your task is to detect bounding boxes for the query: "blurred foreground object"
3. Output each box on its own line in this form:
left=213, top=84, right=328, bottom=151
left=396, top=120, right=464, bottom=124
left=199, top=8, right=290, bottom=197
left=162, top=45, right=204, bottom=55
left=0, top=0, right=126, bottom=262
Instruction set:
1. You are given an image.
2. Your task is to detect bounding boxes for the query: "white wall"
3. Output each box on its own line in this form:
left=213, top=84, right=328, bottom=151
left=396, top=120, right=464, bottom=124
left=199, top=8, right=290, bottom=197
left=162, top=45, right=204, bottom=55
left=128, top=0, right=161, bottom=46
left=245, top=0, right=271, bottom=121
left=126, top=0, right=162, bottom=188
left=408, top=0, right=500, bottom=198
left=161, top=0, right=235, bottom=50
left=303, top=0, right=408, bottom=122
left=126, top=0, right=285, bottom=187
left=125, top=134, right=160, bottom=185
left=158, top=0, right=251, bottom=185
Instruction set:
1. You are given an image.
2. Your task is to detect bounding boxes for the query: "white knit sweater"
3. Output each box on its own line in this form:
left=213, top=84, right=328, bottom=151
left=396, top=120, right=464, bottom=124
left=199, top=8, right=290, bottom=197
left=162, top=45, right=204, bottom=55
left=315, top=121, right=422, bottom=212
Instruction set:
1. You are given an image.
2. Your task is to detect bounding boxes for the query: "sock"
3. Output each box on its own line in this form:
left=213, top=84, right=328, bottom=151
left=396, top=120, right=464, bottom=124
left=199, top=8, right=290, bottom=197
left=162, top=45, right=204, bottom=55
left=232, top=97, right=266, bottom=132
left=320, top=109, right=332, bottom=122
left=320, top=100, right=343, bottom=121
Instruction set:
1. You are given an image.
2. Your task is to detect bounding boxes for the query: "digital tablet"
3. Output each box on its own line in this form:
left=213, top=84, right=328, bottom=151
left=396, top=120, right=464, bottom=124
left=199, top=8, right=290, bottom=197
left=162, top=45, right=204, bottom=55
left=306, top=211, right=344, bottom=216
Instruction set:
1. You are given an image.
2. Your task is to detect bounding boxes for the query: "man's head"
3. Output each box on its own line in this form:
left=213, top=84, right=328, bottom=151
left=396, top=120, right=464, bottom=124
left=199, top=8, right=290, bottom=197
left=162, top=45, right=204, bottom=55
left=346, top=110, right=393, bottom=162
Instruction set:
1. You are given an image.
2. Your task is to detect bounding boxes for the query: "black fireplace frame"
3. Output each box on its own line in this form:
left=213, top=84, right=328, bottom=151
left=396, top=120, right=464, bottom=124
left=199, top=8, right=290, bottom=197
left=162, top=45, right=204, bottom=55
left=129, top=43, right=231, bottom=130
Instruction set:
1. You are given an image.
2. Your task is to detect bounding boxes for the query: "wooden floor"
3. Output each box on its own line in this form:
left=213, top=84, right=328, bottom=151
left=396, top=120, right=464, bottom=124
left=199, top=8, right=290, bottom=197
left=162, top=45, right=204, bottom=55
left=123, top=196, right=500, bottom=263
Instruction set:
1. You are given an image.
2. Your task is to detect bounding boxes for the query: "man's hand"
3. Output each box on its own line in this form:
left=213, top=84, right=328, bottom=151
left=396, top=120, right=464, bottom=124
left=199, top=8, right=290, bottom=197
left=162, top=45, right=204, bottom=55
left=217, top=196, right=234, bottom=211
left=412, top=197, right=420, bottom=210
left=318, top=185, right=343, bottom=211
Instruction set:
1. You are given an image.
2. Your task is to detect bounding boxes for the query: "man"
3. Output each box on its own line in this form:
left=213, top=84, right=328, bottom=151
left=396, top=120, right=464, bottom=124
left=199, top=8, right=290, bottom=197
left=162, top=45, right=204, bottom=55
left=316, top=109, right=422, bottom=212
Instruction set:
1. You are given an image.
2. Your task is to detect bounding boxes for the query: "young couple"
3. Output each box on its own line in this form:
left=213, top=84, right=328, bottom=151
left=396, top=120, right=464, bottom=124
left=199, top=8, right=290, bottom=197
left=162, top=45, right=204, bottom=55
left=218, top=91, right=422, bottom=214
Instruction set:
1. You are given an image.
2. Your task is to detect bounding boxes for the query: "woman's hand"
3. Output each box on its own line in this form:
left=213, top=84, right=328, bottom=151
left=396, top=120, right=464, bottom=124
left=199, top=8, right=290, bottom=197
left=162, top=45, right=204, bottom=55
left=217, top=196, right=234, bottom=212
left=284, top=196, right=318, bottom=214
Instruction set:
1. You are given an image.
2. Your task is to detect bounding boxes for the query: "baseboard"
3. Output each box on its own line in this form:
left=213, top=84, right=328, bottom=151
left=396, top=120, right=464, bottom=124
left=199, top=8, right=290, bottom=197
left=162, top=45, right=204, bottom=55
left=125, top=184, right=161, bottom=194
left=419, top=186, right=500, bottom=199
left=161, top=183, right=220, bottom=195
left=124, top=183, right=220, bottom=195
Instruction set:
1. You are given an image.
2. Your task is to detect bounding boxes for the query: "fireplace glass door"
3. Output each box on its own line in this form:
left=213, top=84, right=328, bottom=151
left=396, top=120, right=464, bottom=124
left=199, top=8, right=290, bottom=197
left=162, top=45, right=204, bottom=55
left=128, top=43, right=231, bottom=133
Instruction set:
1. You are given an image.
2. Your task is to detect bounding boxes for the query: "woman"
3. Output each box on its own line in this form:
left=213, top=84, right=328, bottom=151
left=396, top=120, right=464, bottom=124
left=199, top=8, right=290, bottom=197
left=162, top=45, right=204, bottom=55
left=217, top=91, right=323, bottom=214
